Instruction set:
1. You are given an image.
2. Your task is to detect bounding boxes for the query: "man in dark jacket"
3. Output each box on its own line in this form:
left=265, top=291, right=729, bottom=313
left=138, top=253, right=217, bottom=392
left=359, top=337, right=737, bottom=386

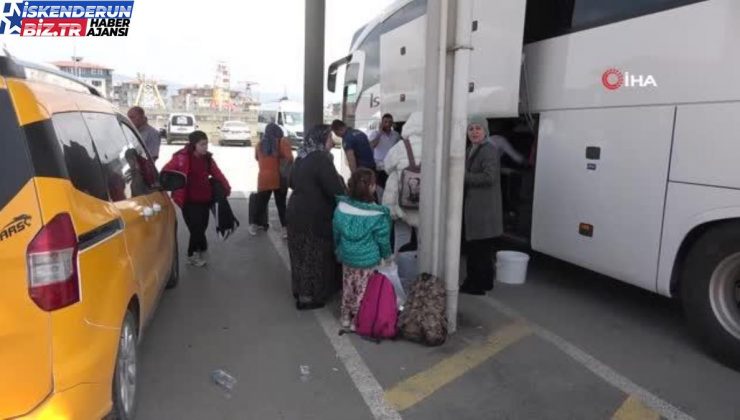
left=331, top=119, right=376, bottom=173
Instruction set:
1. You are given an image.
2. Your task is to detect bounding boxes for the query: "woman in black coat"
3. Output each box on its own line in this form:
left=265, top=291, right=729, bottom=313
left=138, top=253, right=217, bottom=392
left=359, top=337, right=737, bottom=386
left=460, top=116, right=503, bottom=295
left=287, top=125, right=346, bottom=309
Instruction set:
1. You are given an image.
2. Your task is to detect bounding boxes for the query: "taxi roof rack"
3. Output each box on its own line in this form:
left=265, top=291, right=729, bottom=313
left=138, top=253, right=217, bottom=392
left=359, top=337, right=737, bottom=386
left=0, top=53, right=102, bottom=97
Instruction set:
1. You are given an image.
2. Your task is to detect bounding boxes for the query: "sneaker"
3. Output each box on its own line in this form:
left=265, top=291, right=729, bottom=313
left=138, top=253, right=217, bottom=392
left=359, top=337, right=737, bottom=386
left=340, top=318, right=351, bottom=329
left=186, top=255, right=197, bottom=266
left=192, top=252, right=207, bottom=267
left=248, top=224, right=259, bottom=236
left=282, top=227, right=288, bottom=239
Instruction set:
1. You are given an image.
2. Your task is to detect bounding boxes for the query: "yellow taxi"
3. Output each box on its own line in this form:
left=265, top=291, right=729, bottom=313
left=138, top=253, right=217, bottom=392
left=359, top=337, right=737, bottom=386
left=0, top=55, right=180, bottom=419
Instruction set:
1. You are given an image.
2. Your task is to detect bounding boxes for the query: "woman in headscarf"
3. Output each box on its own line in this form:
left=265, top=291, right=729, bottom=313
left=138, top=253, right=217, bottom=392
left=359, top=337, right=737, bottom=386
left=251, top=122, right=294, bottom=238
left=460, top=116, right=503, bottom=295
left=286, top=125, right=346, bottom=310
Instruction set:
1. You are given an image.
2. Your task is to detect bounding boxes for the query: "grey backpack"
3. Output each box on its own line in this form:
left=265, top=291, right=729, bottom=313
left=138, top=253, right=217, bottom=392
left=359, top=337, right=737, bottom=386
left=398, top=138, right=421, bottom=209
left=398, top=273, right=447, bottom=346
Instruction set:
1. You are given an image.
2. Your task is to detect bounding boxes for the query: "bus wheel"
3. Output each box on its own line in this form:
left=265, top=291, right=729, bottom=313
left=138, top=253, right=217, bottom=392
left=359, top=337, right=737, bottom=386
left=681, top=223, right=740, bottom=369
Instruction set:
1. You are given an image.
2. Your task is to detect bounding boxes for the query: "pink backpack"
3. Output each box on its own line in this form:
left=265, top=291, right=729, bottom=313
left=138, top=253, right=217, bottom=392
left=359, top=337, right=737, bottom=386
left=355, top=272, right=398, bottom=341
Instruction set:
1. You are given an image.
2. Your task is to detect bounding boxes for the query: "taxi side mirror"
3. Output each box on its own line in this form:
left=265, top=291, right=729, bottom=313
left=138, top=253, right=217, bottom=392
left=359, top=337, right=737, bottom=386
left=159, top=171, right=186, bottom=191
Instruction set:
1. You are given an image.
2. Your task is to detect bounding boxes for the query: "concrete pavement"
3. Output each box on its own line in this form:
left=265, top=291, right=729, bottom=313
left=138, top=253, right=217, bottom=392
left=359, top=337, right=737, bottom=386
left=136, top=145, right=740, bottom=420
left=137, top=201, right=373, bottom=420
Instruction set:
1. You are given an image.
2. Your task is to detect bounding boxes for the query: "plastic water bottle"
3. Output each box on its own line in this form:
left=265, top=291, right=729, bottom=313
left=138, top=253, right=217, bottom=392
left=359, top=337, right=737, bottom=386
left=211, top=369, right=237, bottom=393
left=299, top=365, right=311, bottom=383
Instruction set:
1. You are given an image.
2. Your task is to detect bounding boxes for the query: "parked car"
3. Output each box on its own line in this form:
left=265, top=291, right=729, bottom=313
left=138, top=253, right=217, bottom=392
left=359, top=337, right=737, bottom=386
left=0, top=54, right=180, bottom=420
left=218, top=120, right=252, bottom=146
left=166, top=113, right=197, bottom=144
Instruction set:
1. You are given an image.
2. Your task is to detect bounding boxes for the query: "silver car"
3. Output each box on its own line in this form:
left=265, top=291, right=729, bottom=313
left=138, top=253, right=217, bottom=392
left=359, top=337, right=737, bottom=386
left=218, top=120, right=252, bottom=146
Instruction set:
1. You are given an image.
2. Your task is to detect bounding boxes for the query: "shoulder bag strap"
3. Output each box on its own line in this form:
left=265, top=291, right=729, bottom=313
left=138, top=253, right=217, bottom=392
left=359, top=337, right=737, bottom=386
left=403, top=138, right=417, bottom=168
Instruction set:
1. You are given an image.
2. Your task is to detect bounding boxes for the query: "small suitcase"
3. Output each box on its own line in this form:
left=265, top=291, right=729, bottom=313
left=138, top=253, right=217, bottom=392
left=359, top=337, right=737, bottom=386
left=248, top=192, right=269, bottom=229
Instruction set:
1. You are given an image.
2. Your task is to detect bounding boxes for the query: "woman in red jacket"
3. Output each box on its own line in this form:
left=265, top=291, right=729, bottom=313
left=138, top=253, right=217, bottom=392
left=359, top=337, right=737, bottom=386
left=163, top=131, right=231, bottom=267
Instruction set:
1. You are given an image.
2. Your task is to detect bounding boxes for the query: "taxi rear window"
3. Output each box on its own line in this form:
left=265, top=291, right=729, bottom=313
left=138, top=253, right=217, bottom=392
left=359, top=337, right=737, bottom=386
left=0, top=89, right=33, bottom=210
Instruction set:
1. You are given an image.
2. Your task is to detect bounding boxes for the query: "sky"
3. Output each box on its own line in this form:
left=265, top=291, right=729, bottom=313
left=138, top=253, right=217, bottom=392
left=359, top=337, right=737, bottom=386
left=1, top=0, right=397, bottom=103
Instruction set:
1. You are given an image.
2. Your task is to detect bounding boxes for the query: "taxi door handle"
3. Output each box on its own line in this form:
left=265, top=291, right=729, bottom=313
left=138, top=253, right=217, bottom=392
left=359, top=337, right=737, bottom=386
left=140, top=207, right=154, bottom=219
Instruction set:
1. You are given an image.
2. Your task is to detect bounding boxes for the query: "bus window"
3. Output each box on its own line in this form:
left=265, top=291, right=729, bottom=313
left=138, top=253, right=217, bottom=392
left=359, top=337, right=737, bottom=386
left=345, top=82, right=358, bottom=102
left=524, top=0, right=706, bottom=43
left=353, top=0, right=427, bottom=90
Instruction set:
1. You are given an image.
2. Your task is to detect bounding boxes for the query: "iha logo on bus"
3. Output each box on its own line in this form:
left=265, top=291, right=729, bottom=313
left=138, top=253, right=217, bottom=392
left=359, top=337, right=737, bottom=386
left=602, top=68, right=658, bottom=90
left=0, top=1, right=134, bottom=37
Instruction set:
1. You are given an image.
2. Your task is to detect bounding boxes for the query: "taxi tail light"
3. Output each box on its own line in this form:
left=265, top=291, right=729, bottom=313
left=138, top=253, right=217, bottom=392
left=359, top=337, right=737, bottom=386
left=27, top=213, right=80, bottom=311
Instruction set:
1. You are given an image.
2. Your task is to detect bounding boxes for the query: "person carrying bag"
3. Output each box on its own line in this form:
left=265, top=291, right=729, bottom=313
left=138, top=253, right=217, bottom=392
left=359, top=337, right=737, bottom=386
left=251, top=122, right=294, bottom=238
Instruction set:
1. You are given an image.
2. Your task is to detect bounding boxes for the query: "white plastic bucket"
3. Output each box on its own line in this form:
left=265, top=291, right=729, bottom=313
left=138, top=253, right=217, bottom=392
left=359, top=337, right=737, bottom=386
left=495, top=251, right=530, bottom=285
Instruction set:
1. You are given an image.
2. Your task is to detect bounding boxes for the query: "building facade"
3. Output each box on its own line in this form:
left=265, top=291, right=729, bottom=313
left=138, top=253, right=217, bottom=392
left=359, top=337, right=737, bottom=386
left=51, top=60, right=114, bottom=98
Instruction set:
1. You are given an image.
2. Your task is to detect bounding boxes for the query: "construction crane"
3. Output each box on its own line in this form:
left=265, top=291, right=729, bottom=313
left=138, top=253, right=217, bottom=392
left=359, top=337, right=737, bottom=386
left=237, top=80, right=259, bottom=103
left=134, top=73, right=167, bottom=110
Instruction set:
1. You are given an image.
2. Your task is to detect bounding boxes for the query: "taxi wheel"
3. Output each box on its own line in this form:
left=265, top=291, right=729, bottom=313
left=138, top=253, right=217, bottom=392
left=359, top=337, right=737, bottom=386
left=112, top=310, right=138, bottom=420
left=166, top=233, right=179, bottom=289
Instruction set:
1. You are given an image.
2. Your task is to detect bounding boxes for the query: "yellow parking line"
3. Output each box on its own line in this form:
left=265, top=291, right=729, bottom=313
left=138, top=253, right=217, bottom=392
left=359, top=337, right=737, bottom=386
left=384, top=321, right=532, bottom=412
left=612, top=395, right=661, bottom=420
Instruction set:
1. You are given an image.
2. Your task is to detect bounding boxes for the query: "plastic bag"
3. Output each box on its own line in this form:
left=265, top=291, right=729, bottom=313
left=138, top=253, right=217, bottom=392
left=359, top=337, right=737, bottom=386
left=397, top=251, right=419, bottom=281
left=376, top=261, right=406, bottom=308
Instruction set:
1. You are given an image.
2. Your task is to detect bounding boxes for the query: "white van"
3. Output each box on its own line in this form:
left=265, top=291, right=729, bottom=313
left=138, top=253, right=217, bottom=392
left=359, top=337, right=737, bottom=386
left=166, top=113, right=197, bottom=144
left=257, top=99, right=304, bottom=148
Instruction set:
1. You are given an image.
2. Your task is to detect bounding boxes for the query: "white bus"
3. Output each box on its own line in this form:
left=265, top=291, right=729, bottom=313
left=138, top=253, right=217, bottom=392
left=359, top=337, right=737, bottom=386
left=257, top=99, right=304, bottom=148
left=328, top=0, right=740, bottom=365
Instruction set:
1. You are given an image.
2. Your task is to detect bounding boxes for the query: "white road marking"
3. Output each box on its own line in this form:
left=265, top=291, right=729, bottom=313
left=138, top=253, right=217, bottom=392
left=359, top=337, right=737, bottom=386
left=266, top=223, right=403, bottom=420
left=481, top=296, right=694, bottom=420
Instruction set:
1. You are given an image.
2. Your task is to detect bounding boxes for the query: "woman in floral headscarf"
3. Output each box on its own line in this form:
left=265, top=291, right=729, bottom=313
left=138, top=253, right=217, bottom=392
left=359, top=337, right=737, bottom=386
left=286, top=125, right=346, bottom=310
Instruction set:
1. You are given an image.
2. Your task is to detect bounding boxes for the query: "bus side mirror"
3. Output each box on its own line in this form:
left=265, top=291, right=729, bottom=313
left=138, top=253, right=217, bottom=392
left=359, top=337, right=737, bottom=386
left=327, top=54, right=353, bottom=93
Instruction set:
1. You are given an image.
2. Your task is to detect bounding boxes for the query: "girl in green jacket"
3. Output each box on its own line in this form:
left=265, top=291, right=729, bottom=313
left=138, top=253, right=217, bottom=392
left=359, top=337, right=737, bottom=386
left=333, top=168, right=392, bottom=329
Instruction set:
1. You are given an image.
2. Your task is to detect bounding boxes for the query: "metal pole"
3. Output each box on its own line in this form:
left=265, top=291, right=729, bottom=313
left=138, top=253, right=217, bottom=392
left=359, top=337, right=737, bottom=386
left=420, top=0, right=471, bottom=334
left=442, top=0, right=473, bottom=334
left=304, top=0, right=325, bottom=135
left=419, top=0, right=448, bottom=277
